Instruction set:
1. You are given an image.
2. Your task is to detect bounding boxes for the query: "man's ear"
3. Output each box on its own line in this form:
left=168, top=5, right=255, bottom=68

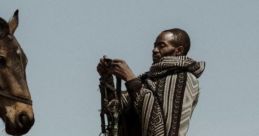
left=176, top=46, right=184, bottom=56
left=8, top=9, right=19, bottom=34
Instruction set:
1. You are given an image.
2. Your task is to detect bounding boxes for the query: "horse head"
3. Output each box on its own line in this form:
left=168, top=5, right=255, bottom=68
left=0, top=10, right=34, bottom=135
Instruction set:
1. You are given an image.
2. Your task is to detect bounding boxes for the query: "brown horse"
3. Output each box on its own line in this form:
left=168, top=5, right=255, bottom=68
left=0, top=10, right=34, bottom=135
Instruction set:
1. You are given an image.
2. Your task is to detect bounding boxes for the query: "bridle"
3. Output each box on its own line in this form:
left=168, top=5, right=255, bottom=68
left=0, top=51, right=32, bottom=105
left=0, top=18, right=32, bottom=106
left=0, top=91, right=32, bottom=105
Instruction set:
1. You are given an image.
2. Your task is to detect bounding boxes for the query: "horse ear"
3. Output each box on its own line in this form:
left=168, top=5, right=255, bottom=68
left=8, top=9, right=19, bottom=34
left=0, top=18, right=9, bottom=39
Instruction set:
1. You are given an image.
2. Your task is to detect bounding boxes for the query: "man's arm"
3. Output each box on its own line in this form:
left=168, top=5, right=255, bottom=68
left=97, top=57, right=132, bottom=111
left=111, top=59, right=147, bottom=112
left=124, top=78, right=143, bottom=109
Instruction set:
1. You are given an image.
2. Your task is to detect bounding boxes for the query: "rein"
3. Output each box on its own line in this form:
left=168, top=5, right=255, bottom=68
left=99, top=76, right=122, bottom=136
left=0, top=91, right=32, bottom=105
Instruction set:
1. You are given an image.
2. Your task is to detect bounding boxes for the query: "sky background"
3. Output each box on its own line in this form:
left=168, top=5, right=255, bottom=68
left=1, top=0, right=259, bottom=136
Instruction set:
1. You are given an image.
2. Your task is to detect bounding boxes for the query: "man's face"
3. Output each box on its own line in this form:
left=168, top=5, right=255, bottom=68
left=152, top=32, right=179, bottom=63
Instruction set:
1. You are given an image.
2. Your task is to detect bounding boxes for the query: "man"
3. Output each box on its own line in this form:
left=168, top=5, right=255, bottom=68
left=97, top=28, right=205, bottom=136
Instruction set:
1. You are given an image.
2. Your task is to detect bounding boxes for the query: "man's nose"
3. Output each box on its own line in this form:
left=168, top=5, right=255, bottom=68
left=153, top=47, right=159, bottom=54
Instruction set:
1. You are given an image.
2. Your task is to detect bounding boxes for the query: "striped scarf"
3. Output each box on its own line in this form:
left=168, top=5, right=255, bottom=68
left=138, top=56, right=205, bottom=136
left=148, top=56, right=205, bottom=78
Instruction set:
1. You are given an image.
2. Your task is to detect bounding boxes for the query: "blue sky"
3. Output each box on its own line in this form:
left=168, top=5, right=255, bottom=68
left=1, top=0, right=259, bottom=135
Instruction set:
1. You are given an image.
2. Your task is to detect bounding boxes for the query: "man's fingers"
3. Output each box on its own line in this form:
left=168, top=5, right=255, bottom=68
left=97, top=64, right=105, bottom=73
left=111, top=61, right=121, bottom=68
left=100, top=58, right=108, bottom=65
left=112, top=59, right=124, bottom=63
left=100, top=58, right=104, bottom=63
left=111, top=69, right=122, bottom=77
left=100, top=58, right=113, bottom=67
left=112, top=59, right=127, bottom=67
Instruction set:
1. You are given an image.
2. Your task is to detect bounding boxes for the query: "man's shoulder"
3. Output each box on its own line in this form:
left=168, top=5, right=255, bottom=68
left=163, top=71, right=198, bottom=82
left=186, top=72, right=199, bottom=88
left=186, top=72, right=198, bottom=80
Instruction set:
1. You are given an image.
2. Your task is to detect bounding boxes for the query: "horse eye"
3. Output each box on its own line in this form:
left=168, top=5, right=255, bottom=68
left=0, top=56, right=6, bottom=68
left=0, top=20, right=9, bottom=39
left=0, top=31, right=7, bottom=39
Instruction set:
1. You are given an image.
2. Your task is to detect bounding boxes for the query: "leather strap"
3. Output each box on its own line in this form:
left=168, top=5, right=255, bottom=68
left=0, top=91, right=32, bottom=105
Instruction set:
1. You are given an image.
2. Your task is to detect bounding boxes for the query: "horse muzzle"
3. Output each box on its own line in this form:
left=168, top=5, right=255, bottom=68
left=5, top=112, right=34, bottom=135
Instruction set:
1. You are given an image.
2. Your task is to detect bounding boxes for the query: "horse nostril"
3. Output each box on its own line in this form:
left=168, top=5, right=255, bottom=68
left=17, top=113, right=34, bottom=128
left=19, top=114, right=29, bottom=125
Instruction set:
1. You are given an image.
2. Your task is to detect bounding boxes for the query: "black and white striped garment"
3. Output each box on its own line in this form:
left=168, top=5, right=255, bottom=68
left=120, top=56, right=205, bottom=136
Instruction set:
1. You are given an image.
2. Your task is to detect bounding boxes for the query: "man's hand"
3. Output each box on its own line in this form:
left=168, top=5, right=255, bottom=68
left=111, top=59, right=136, bottom=81
left=97, top=57, right=113, bottom=78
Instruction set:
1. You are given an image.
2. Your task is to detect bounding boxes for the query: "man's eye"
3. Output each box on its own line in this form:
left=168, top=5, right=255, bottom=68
left=160, top=43, right=166, bottom=47
left=154, top=42, right=165, bottom=48
left=157, top=43, right=165, bottom=48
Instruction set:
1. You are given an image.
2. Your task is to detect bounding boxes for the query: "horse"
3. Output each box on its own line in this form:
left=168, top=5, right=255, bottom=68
left=0, top=10, right=34, bottom=135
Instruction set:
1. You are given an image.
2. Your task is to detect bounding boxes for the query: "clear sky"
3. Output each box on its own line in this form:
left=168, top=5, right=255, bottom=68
left=1, top=0, right=259, bottom=136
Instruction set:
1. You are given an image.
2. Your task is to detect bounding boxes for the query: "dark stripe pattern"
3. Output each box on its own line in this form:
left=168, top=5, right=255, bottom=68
left=169, top=72, right=187, bottom=136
